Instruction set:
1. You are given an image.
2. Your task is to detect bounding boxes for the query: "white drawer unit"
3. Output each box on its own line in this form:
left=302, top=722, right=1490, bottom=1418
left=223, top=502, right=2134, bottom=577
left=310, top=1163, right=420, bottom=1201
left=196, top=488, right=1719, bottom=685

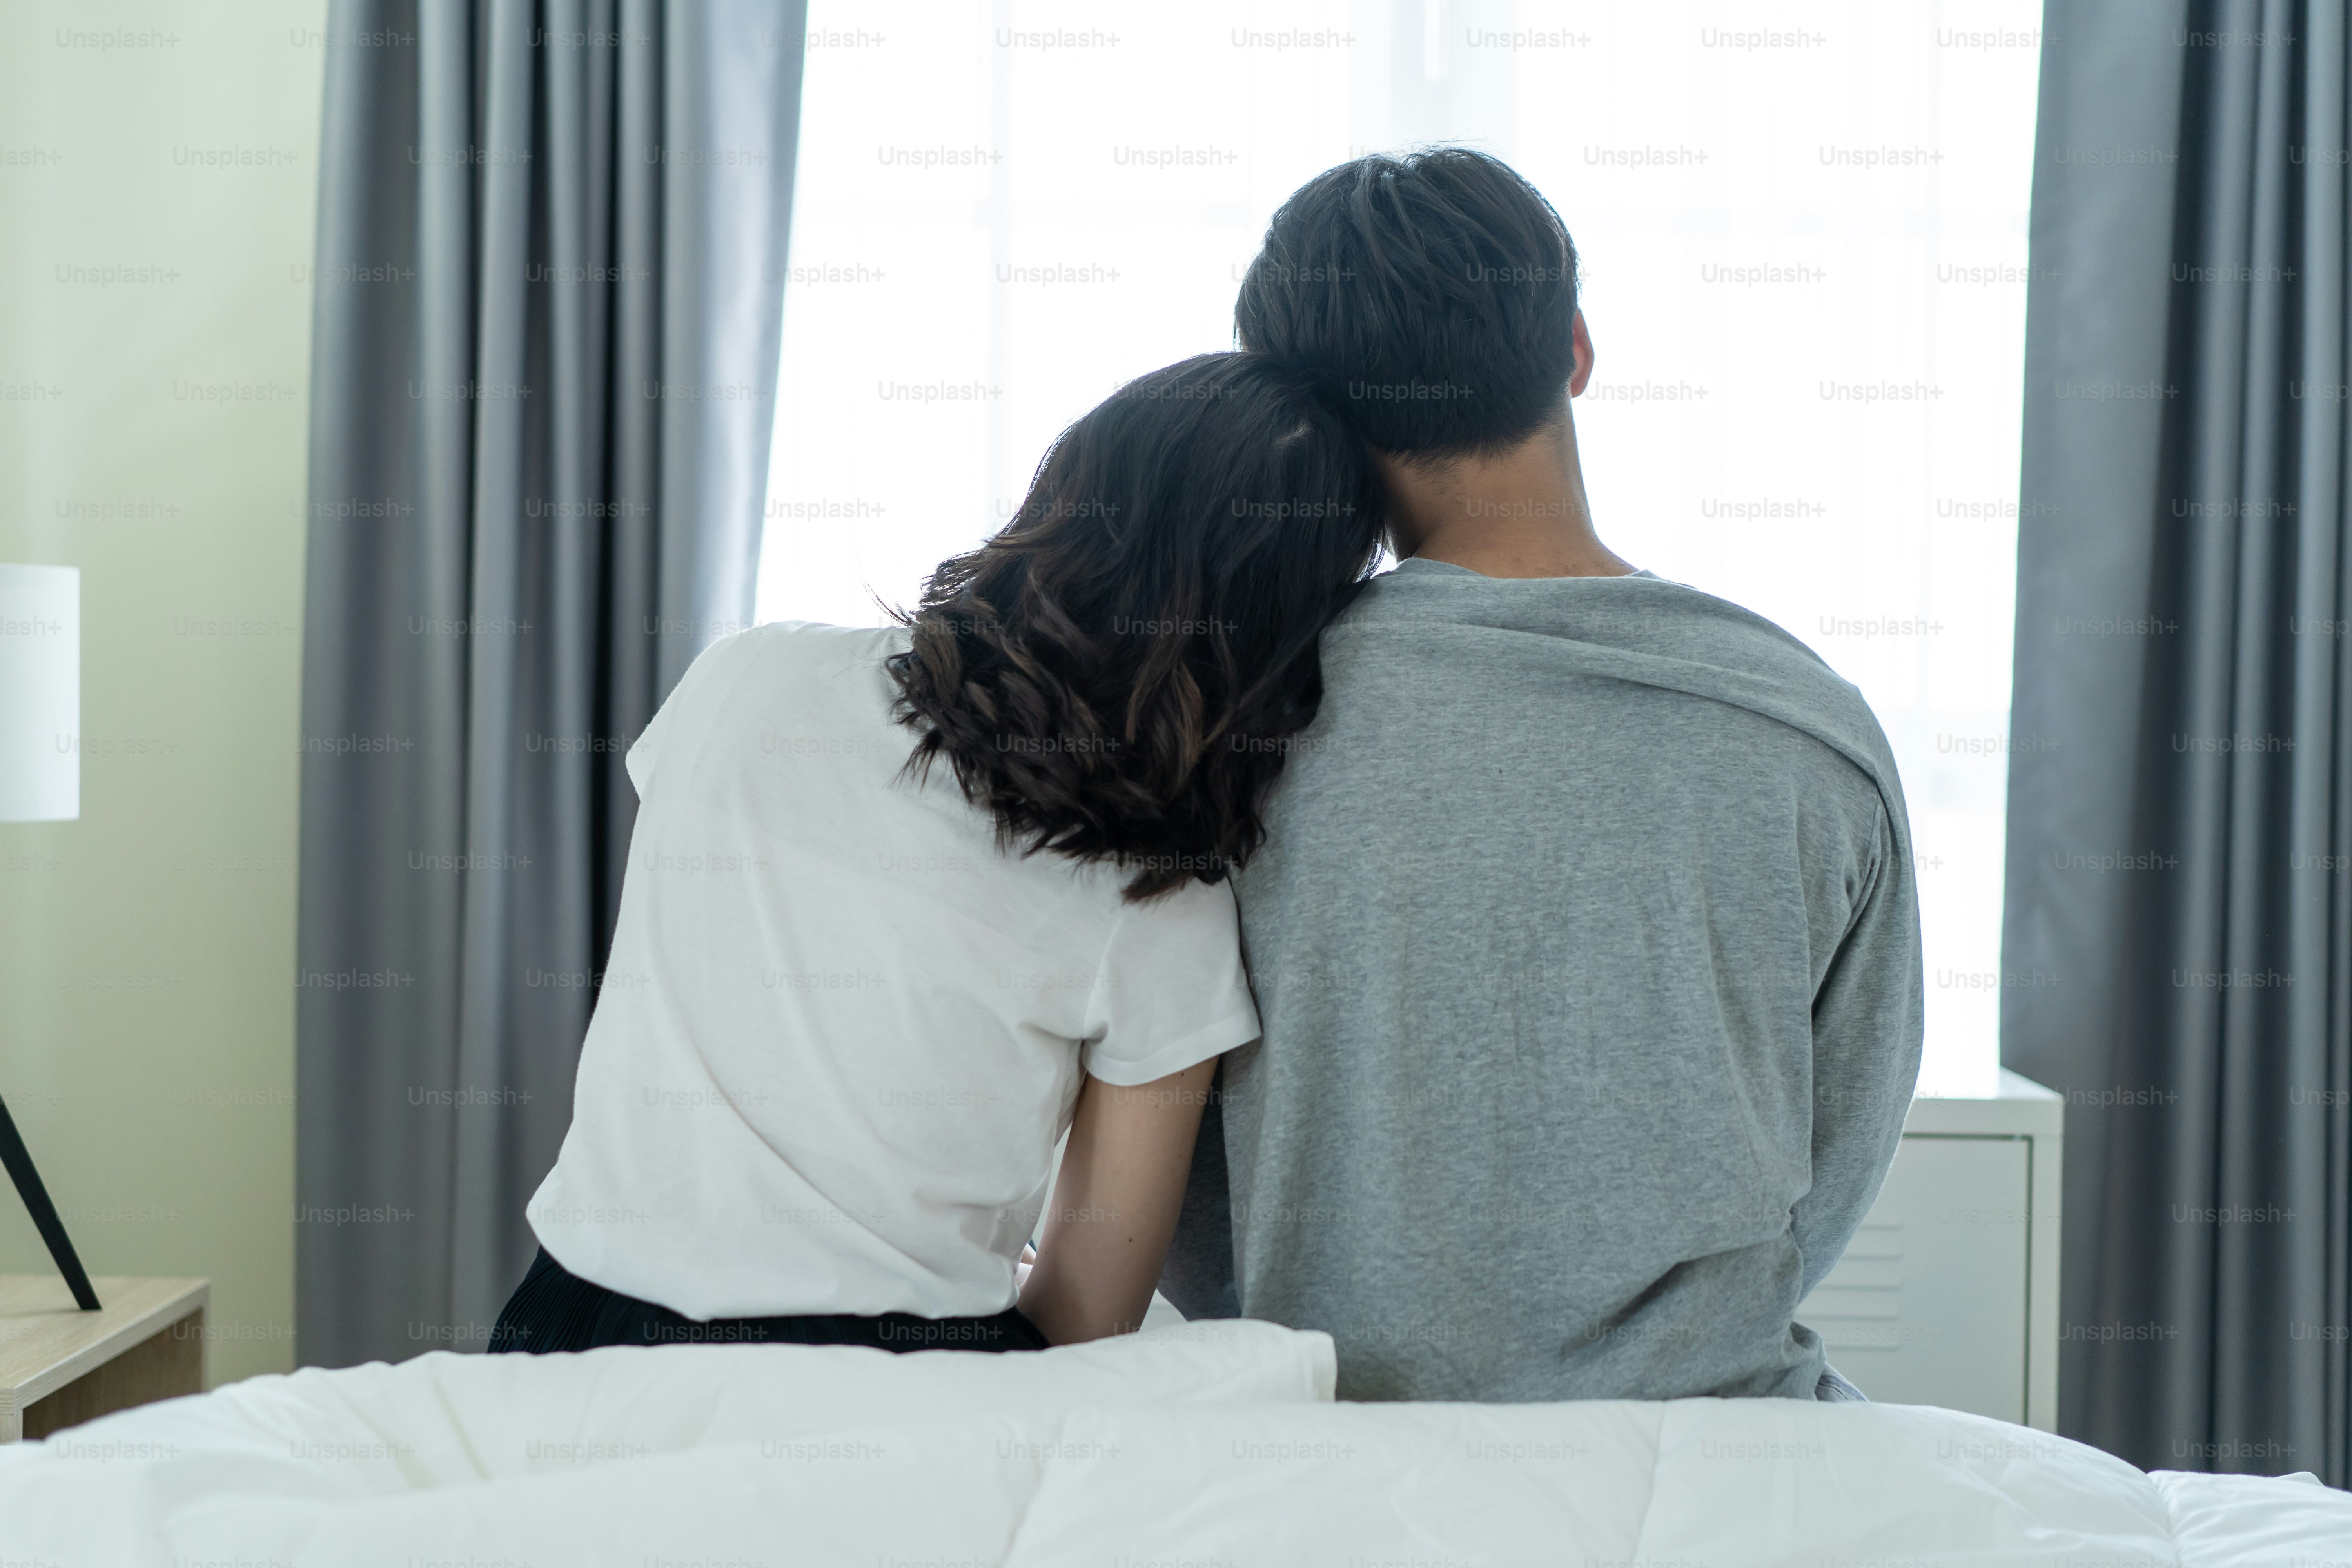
left=1798, top=1070, right=2064, bottom=1430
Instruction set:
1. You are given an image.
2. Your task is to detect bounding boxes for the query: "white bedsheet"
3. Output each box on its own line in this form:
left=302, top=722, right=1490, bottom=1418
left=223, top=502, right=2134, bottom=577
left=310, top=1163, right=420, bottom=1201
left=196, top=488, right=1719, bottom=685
left=0, top=1319, right=2338, bottom=1566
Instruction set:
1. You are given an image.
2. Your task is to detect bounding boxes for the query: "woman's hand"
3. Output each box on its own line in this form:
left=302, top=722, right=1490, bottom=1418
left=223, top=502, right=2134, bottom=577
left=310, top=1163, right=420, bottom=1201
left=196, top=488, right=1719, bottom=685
left=1016, top=1057, right=1218, bottom=1345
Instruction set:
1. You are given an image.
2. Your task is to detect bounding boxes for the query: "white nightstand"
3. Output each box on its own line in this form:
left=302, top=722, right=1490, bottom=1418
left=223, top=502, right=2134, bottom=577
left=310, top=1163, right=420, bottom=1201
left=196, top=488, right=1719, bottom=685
left=1798, top=1070, right=2063, bottom=1430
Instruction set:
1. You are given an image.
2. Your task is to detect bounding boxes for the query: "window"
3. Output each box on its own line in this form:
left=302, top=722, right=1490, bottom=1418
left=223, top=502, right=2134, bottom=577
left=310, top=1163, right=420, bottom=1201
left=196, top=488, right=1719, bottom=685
left=760, top=1, right=2041, bottom=1095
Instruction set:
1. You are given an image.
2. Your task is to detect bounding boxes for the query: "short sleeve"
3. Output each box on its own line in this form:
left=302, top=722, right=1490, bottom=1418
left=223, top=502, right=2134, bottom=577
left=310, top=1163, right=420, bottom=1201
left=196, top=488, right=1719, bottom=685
left=1078, top=877, right=1262, bottom=1086
left=625, top=629, right=752, bottom=799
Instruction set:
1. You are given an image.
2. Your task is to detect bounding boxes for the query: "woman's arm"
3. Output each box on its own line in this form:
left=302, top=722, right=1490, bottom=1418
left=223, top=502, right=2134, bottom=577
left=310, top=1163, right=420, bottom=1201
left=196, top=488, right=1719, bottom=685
left=1017, top=1056, right=1219, bottom=1345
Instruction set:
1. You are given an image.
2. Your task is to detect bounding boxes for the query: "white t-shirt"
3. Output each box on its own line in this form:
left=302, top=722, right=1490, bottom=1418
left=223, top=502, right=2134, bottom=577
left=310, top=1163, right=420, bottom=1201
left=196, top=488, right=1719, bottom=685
left=527, top=622, right=1261, bottom=1321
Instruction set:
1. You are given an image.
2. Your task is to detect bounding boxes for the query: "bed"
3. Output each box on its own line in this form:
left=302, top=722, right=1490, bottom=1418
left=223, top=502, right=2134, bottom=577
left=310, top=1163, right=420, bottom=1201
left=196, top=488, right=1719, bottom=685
left=0, top=1319, right=2340, bottom=1565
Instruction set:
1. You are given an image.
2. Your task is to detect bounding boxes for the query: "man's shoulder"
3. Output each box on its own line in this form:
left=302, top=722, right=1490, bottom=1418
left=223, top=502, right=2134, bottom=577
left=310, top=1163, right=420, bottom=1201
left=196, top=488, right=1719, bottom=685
left=1329, top=568, right=1863, bottom=713
left=1320, top=568, right=1905, bottom=818
left=1350, top=559, right=1789, bottom=631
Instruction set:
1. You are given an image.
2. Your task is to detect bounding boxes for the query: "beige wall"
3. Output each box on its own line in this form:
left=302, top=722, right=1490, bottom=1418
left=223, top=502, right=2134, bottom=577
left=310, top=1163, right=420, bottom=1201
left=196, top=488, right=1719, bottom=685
left=0, top=1, right=326, bottom=1385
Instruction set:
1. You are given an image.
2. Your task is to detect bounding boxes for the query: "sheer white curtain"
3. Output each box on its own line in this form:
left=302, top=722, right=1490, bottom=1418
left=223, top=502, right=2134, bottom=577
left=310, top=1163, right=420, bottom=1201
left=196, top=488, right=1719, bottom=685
left=759, top=0, right=2040, bottom=1094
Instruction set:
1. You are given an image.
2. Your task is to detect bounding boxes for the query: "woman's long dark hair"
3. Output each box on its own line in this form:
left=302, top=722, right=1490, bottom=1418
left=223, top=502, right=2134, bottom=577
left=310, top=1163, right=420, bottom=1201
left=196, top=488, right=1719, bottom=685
left=888, top=352, right=1387, bottom=900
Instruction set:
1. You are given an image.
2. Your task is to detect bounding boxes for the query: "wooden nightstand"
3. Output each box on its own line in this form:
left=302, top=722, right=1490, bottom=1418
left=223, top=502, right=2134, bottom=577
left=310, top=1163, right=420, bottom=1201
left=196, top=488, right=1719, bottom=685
left=0, top=1276, right=209, bottom=1442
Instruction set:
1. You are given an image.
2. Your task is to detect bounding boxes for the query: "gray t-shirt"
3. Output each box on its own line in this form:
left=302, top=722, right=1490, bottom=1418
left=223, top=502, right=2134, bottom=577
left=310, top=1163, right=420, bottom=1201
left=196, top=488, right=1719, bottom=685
left=1160, top=557, right=1924, bottom=1403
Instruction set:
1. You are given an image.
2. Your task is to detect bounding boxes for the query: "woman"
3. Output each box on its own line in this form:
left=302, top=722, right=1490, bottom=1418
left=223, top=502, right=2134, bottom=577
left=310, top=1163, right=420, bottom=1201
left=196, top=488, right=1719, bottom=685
left=492, top=352, right=1385, bottom=1354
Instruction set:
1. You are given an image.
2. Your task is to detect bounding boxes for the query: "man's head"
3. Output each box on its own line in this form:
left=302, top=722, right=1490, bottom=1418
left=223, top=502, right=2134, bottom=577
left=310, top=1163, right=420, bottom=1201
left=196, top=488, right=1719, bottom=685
left=1236, top=149, right=1583, bottom=461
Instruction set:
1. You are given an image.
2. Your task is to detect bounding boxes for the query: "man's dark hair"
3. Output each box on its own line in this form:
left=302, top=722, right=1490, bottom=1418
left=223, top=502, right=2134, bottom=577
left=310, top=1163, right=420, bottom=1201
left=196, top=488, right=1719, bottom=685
left=1235, top=147, right=1580, bottom=460
left=889, top=353, right=1387, bottom=901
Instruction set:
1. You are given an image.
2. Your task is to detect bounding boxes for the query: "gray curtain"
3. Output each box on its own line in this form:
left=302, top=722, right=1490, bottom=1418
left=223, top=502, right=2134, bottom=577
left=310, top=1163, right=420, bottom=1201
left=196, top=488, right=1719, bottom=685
left=296, top=0, right=806, bottom=1367
left=2005, top=0, right=2352, bottom=1481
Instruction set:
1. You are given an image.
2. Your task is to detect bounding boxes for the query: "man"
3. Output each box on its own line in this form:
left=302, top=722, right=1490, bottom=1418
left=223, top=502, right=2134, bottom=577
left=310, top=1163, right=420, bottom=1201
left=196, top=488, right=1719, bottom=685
left=1160, top=150, right=1923, bottom=1403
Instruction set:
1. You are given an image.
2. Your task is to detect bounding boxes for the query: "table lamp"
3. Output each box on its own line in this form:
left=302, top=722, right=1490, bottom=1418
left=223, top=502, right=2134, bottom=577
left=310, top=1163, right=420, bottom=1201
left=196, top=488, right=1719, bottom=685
left=0, top=564, right=99, bottom=1310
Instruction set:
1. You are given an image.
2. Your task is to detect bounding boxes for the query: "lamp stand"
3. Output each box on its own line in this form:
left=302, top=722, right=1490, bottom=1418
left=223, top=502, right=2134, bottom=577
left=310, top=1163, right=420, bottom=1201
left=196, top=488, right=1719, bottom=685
left=0, top=1092, right=99, bottom=1310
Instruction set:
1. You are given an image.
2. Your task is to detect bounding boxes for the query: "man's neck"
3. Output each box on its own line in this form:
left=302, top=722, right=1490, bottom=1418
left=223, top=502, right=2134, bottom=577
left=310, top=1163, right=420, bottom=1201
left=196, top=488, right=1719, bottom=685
left=1376, top=416, right=1635, bottom=579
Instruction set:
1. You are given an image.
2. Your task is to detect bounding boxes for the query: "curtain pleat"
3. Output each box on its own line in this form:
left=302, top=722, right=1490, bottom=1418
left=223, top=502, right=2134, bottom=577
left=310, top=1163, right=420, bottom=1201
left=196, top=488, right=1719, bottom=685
left=2006, top=0, right=2352, bottom=1482
left=296, top=0, right=806, bottom=1366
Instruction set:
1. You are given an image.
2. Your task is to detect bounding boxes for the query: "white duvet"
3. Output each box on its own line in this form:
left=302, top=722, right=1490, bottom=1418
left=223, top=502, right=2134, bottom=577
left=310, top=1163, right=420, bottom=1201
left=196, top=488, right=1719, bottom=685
left=0, top=1320, right=2341, bottom=1566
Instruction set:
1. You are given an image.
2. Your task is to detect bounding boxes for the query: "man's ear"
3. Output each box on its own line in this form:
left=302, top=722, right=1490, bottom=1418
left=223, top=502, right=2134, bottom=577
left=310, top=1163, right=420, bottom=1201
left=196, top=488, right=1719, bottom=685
left=1568, top=309, right=1595, bottom=398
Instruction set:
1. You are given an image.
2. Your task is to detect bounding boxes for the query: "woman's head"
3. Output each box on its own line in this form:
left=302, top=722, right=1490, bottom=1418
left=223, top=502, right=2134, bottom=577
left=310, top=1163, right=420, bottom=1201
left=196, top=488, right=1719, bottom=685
left=889, top=352, right=1386, bottom=900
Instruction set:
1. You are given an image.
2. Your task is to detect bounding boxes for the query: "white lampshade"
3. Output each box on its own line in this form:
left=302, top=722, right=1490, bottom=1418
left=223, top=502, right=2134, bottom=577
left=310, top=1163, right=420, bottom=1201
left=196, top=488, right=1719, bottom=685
left=0, top=564, right=79, bottom=822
